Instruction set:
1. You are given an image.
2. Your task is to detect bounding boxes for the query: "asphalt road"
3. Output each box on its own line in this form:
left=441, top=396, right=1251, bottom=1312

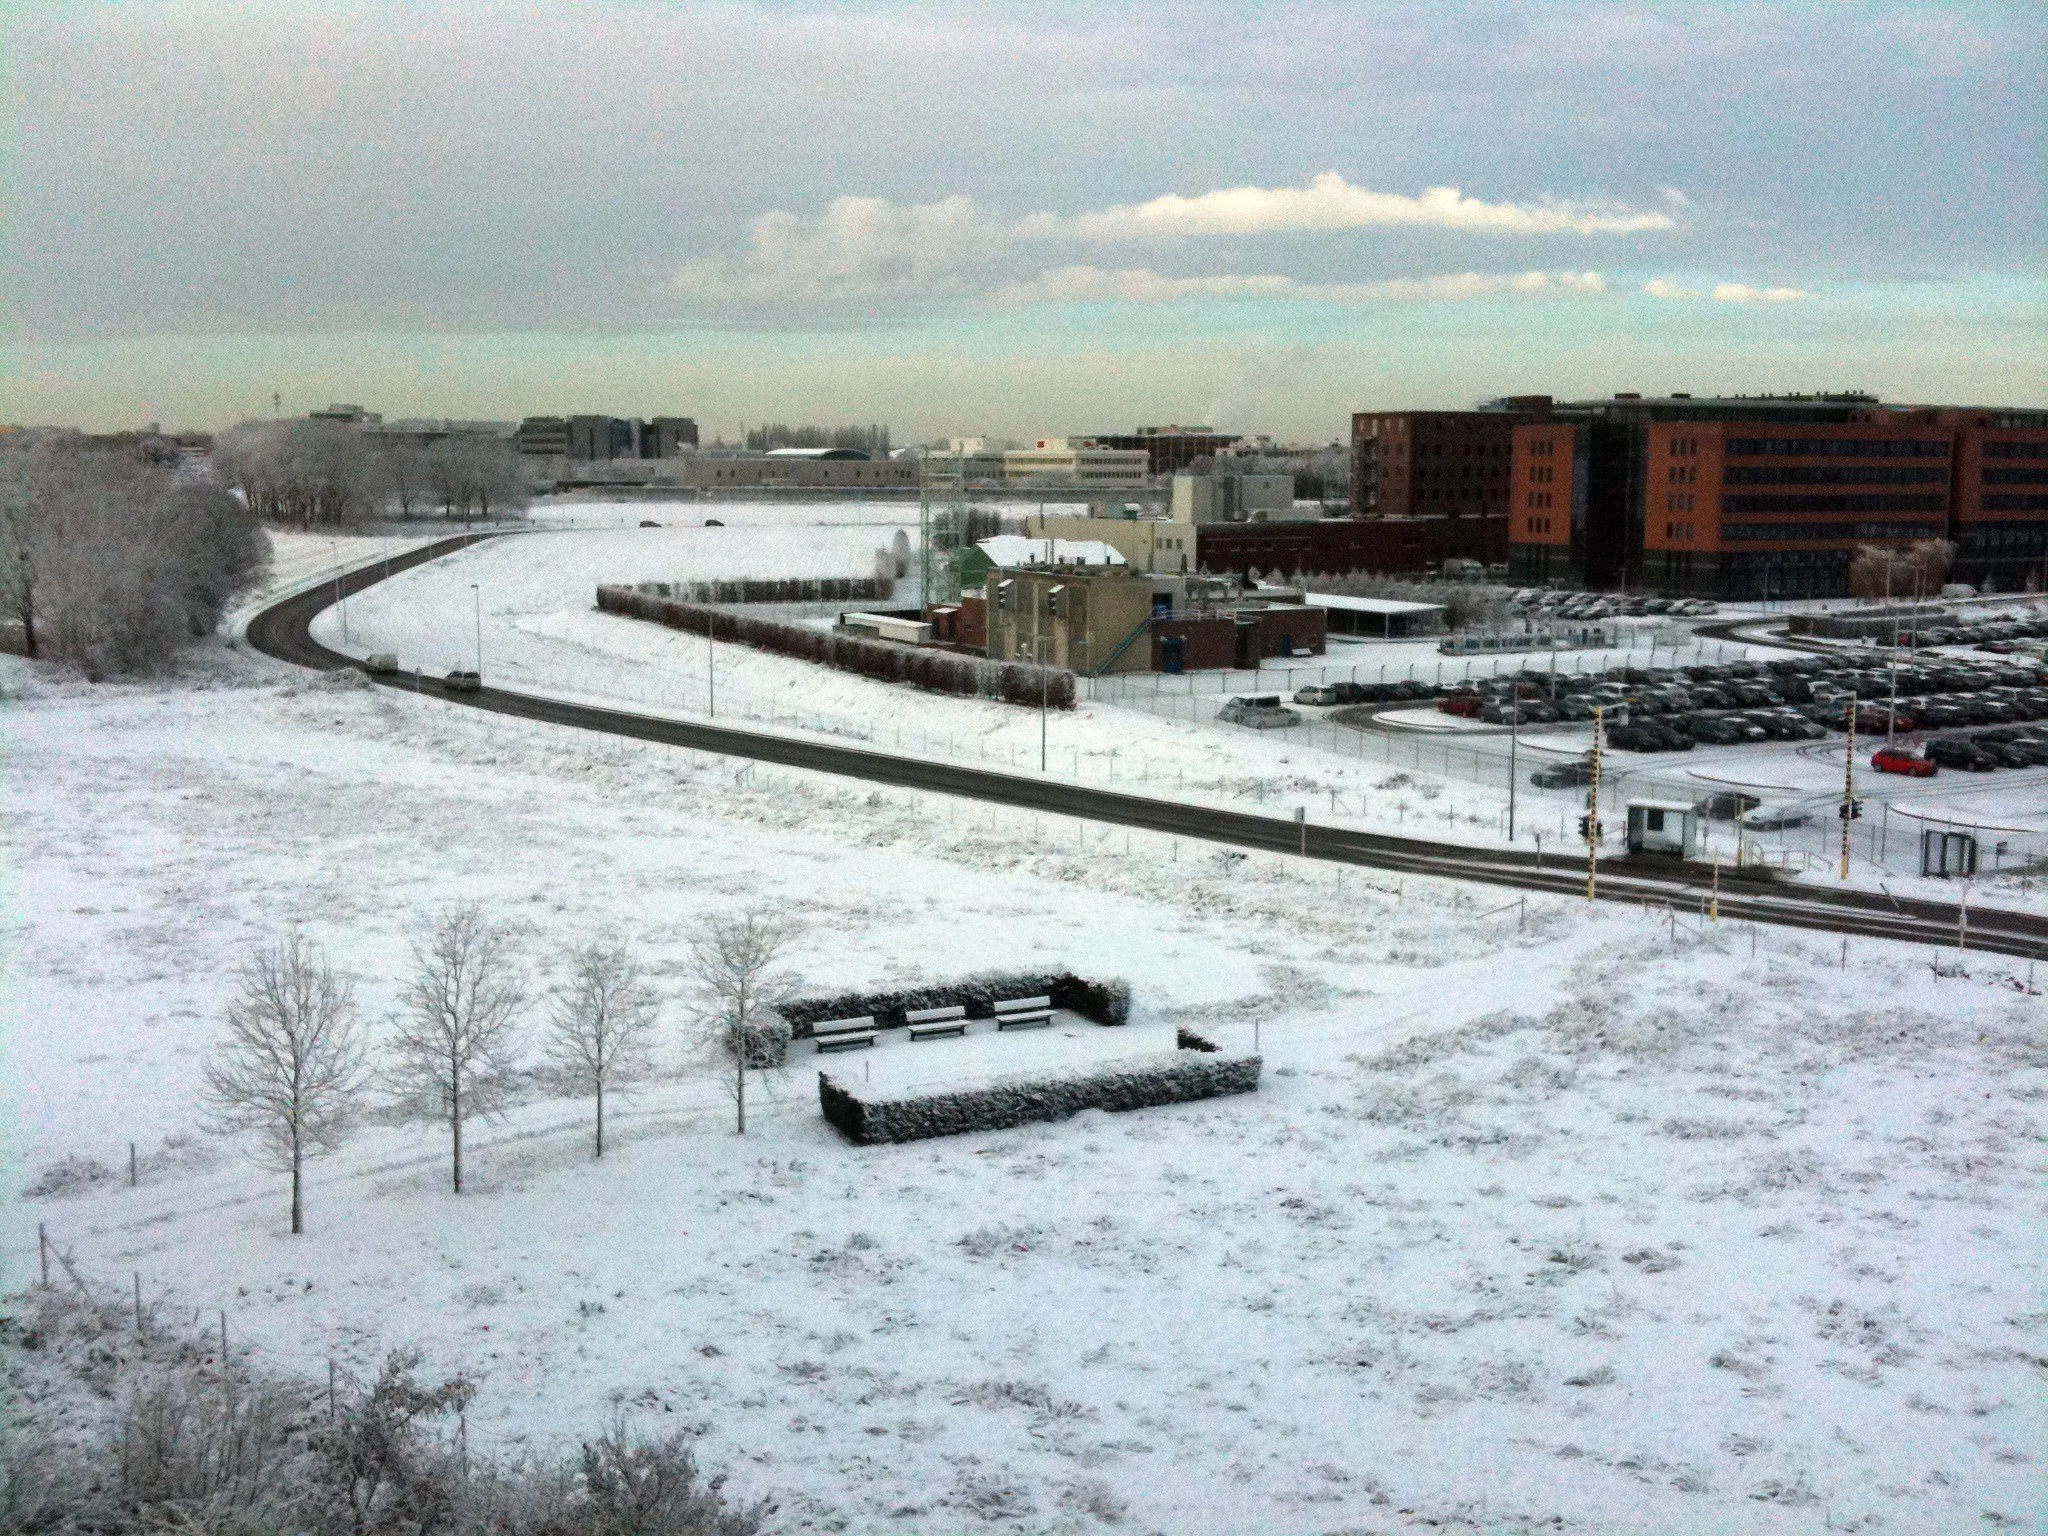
left=244, top=534, right=2048, bottom=962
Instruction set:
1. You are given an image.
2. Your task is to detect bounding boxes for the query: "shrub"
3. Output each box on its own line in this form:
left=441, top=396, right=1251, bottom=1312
left=596, top=585, right=1074, bottom=709
left=779, top=972, right=1128, bottom=1037
left=819, top=1050, right=1262, bottom=1145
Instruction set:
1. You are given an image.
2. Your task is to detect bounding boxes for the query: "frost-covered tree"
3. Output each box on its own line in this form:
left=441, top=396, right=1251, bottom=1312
left=389, top=902, right=527, bottom=1193
left=685, top=909, right=797, bottom=1136
left=202, top=930, right=368, bottom=1234
left=545, top=944, right=659, bottom=1159
left=0, top=430, right=266, bottom=675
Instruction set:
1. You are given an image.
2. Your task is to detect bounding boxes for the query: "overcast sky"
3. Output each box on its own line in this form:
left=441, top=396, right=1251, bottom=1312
left=3, top=0, right=2042, bottom=438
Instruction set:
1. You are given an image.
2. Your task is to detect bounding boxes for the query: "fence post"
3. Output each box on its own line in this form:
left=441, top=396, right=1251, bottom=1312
left=39, top=1222, right=49, bottom=1288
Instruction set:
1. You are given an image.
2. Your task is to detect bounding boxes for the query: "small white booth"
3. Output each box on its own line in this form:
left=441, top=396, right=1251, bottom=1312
left=1626, top=799, right=1701, bottom=859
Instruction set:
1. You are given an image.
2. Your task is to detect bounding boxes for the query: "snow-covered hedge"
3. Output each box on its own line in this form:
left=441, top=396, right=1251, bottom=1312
left=1177, top=1027, right=1222, bottom=1053
left=779, top=971, right=1129, bottom=1038
left=596, top=585, right=1075, bottom=709
left=632, top=576, right=894, bottom=605
left=819, top=1049, right=1262, bottom=1145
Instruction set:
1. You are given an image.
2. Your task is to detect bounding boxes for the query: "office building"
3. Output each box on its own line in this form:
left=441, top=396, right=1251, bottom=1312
left=1506, top=394, right=2048, bottom=597
left=1350, top=402, right=1549, bottom=520
left=1004, top=440, right=1150, bottom=486
left=1170, top=472, right=1295, bottom=524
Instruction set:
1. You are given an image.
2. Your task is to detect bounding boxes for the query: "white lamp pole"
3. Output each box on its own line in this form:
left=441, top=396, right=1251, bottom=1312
left=470, top=583, right=482, bottom=673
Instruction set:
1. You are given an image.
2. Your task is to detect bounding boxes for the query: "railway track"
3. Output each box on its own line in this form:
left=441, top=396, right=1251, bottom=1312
left=244, top=536, right=2048, bottom=962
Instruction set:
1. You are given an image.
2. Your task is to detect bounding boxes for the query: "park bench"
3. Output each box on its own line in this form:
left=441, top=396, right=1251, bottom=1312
left=811, top=1016, right=879, bottom=1052
left=905, top=1005, right=969, bottom=1041
left=993, top=995, right=1054, bottom=1031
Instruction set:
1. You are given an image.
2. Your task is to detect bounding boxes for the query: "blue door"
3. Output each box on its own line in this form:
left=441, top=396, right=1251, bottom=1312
left=1161, top=637, right=1184, bottom=674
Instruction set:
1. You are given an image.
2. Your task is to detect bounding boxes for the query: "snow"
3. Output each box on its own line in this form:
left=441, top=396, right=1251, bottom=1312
left=5, top=622, right=2046, bottom=1533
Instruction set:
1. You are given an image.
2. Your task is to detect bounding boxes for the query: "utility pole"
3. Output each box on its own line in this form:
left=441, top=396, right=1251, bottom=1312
left=1037, top=633, right=1050, bottom=772
left=1840, top=705, right=1857, bottom=881
left=1885, top=558, right=1899, bottom=747
left=708, top=616, right=716, bottom=717
left=1507, top=693, right=1519, bottom=842
left=1586, top=704, right=1603, bottom=901
left=470, top=583, right=482, bottom=674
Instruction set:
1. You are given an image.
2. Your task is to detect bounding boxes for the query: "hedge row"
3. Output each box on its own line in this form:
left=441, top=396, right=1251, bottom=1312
left=818, top=1050, right=1263, bottom=1145
left=1177, top=1027, right=1222, bottom=1053
left=778, top=972, right=1129, bottom=1037
left=633, top=576, right=894, bottom=605
left=596, top=585, right=1076, bottom=709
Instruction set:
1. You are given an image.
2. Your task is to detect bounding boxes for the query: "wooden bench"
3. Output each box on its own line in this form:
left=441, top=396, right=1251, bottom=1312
left=811, top=1016, right=879, bottom=1052
left=993, top=995, right=1054, bottom=1031
left=905, top=1005, right=969, bottom=1041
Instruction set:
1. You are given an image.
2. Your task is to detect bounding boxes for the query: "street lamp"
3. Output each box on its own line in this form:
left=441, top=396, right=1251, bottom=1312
left=333, top=540, right=349, bottom=643
left=470, top=583, right=482, bottom=674
left=1035, top=633, right=1051, bottom=772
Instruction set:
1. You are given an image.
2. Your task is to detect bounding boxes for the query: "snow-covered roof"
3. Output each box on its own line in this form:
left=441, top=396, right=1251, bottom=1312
left=977, top=536, right=1128, bottom=568
left=1303, top=593, right=1446, bottom=616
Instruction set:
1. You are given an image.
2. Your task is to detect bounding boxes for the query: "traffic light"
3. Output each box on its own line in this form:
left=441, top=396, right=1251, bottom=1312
left=1047, top=585, right=1065, bottom=618
left=1838, top=799, right=1864, bottom=821
left=1577, top=815, right=1603, bottom=843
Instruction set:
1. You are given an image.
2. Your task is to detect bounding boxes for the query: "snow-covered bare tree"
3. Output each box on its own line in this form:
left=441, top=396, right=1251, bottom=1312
left=201, top=930, right=368, bottom=1234
left=684, top=909, right=797, bottom=1136
left=389, top=902, right=528, bottom=1193
left=545, top=943, right=659, bottom=1159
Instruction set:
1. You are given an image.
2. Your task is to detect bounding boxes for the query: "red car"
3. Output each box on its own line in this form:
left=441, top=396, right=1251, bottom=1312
left=1871, top=746, right=1937, bottom=777
left=1437, top=693, right=1482, bottom=718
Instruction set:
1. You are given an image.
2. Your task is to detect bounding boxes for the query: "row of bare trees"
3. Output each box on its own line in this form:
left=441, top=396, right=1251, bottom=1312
left=203, top=905, right=794, bottom=1234
left=0, top=430, right=268, bottom=676
left=1849, top=539, right=1955, bottom=600
left=210, top=420, right=529, bottom=527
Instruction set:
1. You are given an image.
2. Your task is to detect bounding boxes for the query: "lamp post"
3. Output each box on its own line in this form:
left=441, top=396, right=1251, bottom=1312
left=470, top=583, right=482, bottom=674
left=1507, top=694, right=1520, bottom=843
left=1036, top=633, right=1050, bottom=772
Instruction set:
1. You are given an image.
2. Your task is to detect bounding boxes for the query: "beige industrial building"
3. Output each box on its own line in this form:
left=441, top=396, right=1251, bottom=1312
left=1004, top=439, right=1151, bottom=486
left=1024, top=514, right=1198, bottom=573
left=984, top=566, right=1159, bottom=675
left=1170, top=472, right=1297, bottom=523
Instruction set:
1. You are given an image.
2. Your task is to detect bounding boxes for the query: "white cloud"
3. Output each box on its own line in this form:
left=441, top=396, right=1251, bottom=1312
left=671, top=193, right=1006, bottom=303
left=1643, top=278, right=1702, bottom=299
left=1711, top=283, right=1810, bottom=304
left=1022, top=172, right=1677, bottom=242
left=994, top=266, right=1607, bottom=307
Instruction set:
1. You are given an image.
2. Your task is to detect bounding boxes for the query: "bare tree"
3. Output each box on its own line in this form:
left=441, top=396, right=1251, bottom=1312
left=545, top=944, right=659, bottom=1159
left=389, top=902, right=527, bottom=1193
left=201, top=931, right=368, bottom=1234
left=684, top=909, right=797, bottom=1135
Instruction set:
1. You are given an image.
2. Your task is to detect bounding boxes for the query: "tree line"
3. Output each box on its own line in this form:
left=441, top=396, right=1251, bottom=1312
left=211, top=420, right=529, bottom=526
left=740, top=423, right=890, bottom=456
left=0, top=431, right=268, bottom=678
left=205, top=904, right=796, bottom=1235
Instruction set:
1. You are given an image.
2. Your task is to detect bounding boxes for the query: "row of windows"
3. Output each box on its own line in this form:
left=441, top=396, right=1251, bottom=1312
left=1723, top=465, right=1948, bottom=486
left=1724, top=438, right=1948, bottom=458
left=1526, top=490, right=1557, bottom=509
left=1524, top=516, right=1557, bottom=536
left=1982, top=468, right=2048, bottom=486
left=1526, top=439, right=1560, bottom=458
left=1984, top=494, right=2048, bottom=511
left=1663, top=521, right=1697, bottom=541
left=1666, top=464, right=1699, bottom=485
left=1528, top=464, right=1557, bottom=484
left=1722, top=493, right=1945, bottom=514
left=1959, top=523, right=2048, bottom=554
left=1984, top=441, right=2048, bottom=458
left=1722, top=520, right=1945, bottom=543
left=1668, top=437, right=1703, bottom=457
left=1664, top=493, right=1698, bottom=513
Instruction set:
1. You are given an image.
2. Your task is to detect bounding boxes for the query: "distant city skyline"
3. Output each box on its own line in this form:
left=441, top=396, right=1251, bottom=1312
left=4, top=1, right=2042, bottom=435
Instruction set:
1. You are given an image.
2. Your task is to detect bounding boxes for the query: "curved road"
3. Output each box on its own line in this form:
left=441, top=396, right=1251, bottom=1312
left=246, top=535, right=2048, bottom=962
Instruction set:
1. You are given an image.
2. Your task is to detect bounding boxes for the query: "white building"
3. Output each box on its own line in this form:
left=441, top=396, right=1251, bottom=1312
left=1004, top=439, right=1150, bottom=486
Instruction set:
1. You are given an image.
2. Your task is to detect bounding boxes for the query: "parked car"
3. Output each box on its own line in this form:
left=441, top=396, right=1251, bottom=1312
left=1437, top=692, right=1483, bottom=717
left=1693, top=790, right=1762, bottom=822
left=1925, top=738, right=1997, bottom=771
left=1530, top=758, right=1598, bottom=788
left=1740, top=803, right=1812, bottom=832
left=362, top=652, right=400, bottom=675
left=1870, top=747, right=1937, bottom=777
left=1293, top=684, right=1345, bottom=706
left=1219, top=695, right=1300, bottom=729
left=444, top=669, right=483, bottom=693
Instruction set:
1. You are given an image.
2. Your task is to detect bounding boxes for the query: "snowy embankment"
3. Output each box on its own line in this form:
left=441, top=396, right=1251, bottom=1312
left=3, top=646, right=2044, bottom=1534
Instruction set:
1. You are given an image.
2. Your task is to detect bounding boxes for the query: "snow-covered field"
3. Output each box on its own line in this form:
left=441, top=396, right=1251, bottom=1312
left=4, top=632, right=2045, bottom=1534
